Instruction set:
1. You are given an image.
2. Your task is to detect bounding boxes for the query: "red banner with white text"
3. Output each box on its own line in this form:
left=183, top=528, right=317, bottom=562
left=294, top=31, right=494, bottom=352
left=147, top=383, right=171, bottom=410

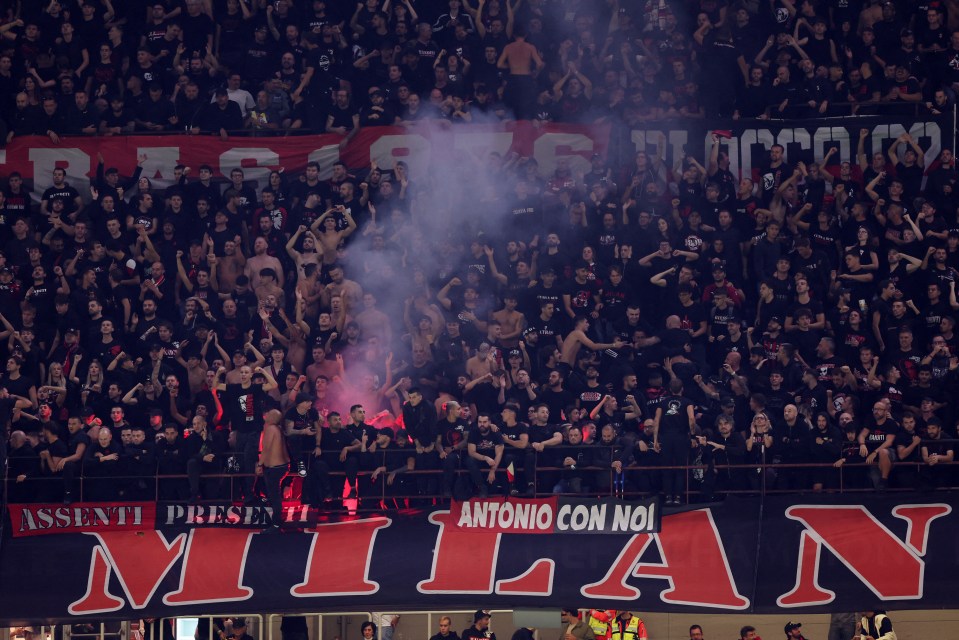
left=1, top=123, right=610, bottom=202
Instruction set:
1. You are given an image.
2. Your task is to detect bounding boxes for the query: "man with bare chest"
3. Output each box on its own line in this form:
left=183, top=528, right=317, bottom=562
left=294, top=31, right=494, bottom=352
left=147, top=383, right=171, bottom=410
left=497, top=24, right=543, bottom=120
left=258, top=408, right=290, bottom=531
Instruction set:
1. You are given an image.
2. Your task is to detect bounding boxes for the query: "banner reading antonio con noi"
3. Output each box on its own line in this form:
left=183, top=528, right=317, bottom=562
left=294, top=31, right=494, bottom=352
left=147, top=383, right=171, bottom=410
left=0, top=495, right=956, bottom=622
left=449, top=496, right=660, bottom=534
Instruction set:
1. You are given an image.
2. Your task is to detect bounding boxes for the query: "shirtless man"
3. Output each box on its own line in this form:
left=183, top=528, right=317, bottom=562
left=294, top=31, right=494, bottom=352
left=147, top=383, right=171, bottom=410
left=356, top=292, right=393, bottom=346
left=214, top=240, right=246, bottom=293
left=310, top=205, right=357, bottom=265
left=322, top=265, right=363, bottom=311
left=244, top=237, right=283, bottom=293
left=466, top=342, right=497, bottom=381
left=491, top=294, right=525, bottom=348
left=559, top=316, right=624, bottom=375
left=497, top=24, right=543, bottom=120
left=258, top=408, right=290, bottom=531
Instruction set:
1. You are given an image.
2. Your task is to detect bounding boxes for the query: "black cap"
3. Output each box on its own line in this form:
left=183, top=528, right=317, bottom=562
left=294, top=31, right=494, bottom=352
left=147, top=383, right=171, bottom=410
left=65, top=327, right=80, bottom=334
left=769, top=315, right=782, bottom=324
left=721, top=397, right=736, bottom=408
left=508, top=349, right=522, bottom=358
left=214, top=87, right=228, bottom=97
left=784, top=622, right=801, bottom=633
left=105, top=167, right=119, bottom=175
left=473, top=610, right=491, bottom=622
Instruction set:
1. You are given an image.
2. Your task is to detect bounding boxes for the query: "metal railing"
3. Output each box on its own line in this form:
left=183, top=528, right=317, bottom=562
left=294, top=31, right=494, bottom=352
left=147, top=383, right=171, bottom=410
left=4, top=443, right=957, bottom=511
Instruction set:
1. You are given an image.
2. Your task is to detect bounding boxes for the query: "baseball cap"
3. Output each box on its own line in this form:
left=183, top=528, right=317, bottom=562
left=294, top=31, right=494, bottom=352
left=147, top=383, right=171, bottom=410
left=473, top=610, right=491, bottom=622
left=721, top=397, right=736, bottom=408
left=508, top=349, right=522, bottom=358
left=784, top=622, right=801, bottom=633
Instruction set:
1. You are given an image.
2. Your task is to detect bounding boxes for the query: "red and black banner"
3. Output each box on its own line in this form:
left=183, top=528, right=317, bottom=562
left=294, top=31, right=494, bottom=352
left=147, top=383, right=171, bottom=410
left=6, top=497, right=661, bottom=538
left=0, top=495, right=954, bottom=623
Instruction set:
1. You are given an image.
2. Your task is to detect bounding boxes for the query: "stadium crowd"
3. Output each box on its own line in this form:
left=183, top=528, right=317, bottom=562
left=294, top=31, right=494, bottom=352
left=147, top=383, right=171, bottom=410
left=122, top=608, right=877, bottom=640
left=0, top=0, right=959, bottom=509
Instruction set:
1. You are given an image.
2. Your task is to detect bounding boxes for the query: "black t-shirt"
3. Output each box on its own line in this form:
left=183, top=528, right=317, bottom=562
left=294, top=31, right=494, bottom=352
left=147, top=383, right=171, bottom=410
left=225, top=383, right=267, bottom=433
left=564, top=278, right=599, bottom=313
left=68, top=430, right=90, bottom=455
left=499, top=422, right=528, bottom=449
left=657, top=395, right=693, bottom=434
left=350, top=422, right=378, bottom=446
left=434, top=417, right=469, bottom=449
left=864, top=419, right=899, bottom=452
left=284, top=406, right=318, bottom=435
left=673, top=301, right=707, bottom=336
left=527, top=423, right=560, bottom=446
left=322, top=427, right=358, bottom=452
left=462, top=629, right=495, bottom=640
left=468, top=426, right=503, bottom=457
left=757, top=161, right=793, bottom=205
left=41, top=438, right=69, bottom=465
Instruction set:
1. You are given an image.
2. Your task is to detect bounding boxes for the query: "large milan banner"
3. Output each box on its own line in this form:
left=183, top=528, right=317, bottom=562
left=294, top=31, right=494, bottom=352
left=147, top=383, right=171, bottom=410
left=0, top=495, right=955, bottom=623
left=1, top=123, right=610, bottom=202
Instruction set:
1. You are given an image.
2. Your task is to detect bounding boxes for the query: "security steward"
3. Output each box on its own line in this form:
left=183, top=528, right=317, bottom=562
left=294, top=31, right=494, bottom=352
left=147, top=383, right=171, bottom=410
left=587, top=610, right=615, bottom=640
left=610, top=611, right=648, bottom=640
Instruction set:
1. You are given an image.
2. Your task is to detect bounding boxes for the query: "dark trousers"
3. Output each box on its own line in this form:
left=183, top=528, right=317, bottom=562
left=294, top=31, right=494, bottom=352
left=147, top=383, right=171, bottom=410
left=501, top=450, right=529, bottom=487
left=62, top=460, right=79, bottom=498
left=465, top=455, right=497, bottom=494
left=505, top=74, right=536, bottom=120
left=187, top=459, right=223, bottom=499
left=416, top=450, right=439, bottom=495
left=659, top=430, right=689, bottom=497
left=286, top=435, right=313, bottom=465
left=307, top=453, right=359, bottom=501
left=158, top=462, right=188, bottom=500
left=440, top=451, right=461, bottom=494
left=235, top=431, right=262, bottom=498
left=263, top=463, right=288, bottom=526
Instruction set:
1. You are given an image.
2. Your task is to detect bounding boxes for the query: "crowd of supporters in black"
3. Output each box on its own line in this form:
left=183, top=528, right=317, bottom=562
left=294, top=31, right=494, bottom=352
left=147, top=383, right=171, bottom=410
left=0, top=0, right=958, bottom=138
left=1, top=0, right=959, bottom=509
